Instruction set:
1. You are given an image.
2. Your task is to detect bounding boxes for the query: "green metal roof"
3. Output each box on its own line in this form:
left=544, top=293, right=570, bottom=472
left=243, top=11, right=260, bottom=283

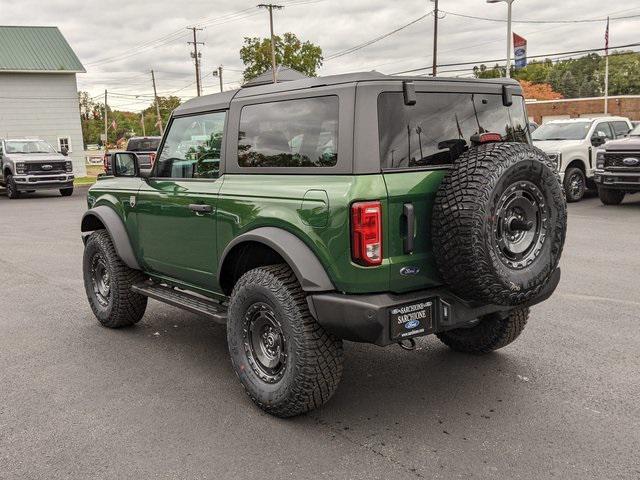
left=0, top=26, right=85, bottom=73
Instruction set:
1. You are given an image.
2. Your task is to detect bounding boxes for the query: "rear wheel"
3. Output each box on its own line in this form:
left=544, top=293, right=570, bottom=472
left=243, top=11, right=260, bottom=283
left=6, top=174, right=19, bottom=199
left=60, top=187, right=74, bottom=197
left=83, top=230, right=147, bottom=328
left=437, top=308, right=529, bottom=354
left=227, top=264, right=344, bottom=417
left=563, top=167, right=586, bottom=202
left=598, top=187, right=625, bottom=205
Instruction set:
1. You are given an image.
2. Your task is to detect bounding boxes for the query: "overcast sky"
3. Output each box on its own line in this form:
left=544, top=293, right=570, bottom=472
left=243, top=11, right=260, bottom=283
left=1, top=0, right=638, bottom=111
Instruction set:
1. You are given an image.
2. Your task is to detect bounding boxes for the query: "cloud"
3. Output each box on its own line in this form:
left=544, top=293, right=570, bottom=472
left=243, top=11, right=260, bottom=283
left=3, top=0, right=638, bottom=110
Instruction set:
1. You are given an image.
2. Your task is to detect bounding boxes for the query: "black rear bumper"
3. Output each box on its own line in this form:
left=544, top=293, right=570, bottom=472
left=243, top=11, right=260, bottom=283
left=308, top=268, right=561, bottom=346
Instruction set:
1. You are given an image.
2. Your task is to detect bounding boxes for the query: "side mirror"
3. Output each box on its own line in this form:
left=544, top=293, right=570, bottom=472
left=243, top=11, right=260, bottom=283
left=112, top=152, right=140, bottom=177
left=60, top=147, right=69, bottom=156
left=591, top=132, right=607, bottom=147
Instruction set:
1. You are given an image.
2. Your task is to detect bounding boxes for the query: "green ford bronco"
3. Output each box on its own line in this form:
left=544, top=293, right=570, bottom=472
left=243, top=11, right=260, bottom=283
left=81, top=72, right=567, bottom=417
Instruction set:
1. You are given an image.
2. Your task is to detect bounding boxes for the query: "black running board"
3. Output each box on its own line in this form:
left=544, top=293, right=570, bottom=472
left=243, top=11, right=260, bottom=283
left=132, top=282, right=227, bottom=324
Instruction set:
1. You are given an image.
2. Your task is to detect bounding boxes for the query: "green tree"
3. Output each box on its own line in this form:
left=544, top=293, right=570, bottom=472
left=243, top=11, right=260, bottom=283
left=579, top=78, right=600, bottom=97
left=561, top=71, right=579, bottom=98
left=240, top=32, right=323, bottom=81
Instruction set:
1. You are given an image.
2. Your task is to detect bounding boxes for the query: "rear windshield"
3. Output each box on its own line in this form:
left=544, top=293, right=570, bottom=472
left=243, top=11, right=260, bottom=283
left=127, top=138, right=161, bottom=151
left=378, top=92, right=529, bottom=170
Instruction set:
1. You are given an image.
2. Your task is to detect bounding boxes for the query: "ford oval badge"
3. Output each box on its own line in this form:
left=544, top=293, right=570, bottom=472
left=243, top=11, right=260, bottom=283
left=405, top=320, right=420, bottom=330
left=623, top=157, right=640, bottom=166
left=400, top=266, right=420, bottom=276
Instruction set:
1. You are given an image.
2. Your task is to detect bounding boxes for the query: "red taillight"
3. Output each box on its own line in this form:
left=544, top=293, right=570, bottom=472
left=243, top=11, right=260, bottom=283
left=351, top=201, right=382, bottom=266
left=471, top=132, right=503, bottom=144
left=103, top=153, right=110, bottom=173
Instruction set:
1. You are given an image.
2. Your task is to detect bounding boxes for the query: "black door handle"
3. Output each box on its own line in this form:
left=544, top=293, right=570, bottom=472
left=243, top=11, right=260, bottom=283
left=403, top=203, right=415, bottom=254
left=188, top=204, right=213, bottom=214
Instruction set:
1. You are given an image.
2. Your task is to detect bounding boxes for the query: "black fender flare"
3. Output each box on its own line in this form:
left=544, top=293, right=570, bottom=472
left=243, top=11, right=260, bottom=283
left=218, top=227, right=335, bottom=292
left=81, top=206, right=141, bottom=271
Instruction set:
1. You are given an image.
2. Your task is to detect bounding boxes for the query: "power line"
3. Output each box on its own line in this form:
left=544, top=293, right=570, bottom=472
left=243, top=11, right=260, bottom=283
left=391, top=41, right=640, bottom=75
left=440, top=9, right=640, bottom=24
left=325, top=12, right=432, bottom=61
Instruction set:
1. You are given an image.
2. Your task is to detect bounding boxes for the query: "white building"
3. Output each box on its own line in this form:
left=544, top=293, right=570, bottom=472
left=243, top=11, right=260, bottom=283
left=0, top=26, right=86, bottom=175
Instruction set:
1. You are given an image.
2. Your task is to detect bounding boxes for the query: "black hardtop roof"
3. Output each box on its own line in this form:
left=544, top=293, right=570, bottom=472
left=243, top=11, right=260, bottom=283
left=173, top=71, right=521, bottom=116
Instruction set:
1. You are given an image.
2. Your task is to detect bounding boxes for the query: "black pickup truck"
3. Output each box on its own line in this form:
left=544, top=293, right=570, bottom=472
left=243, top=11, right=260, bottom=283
left=103, top=136, right=161, bottom=174
left=595, top=123, right=640, bottom=205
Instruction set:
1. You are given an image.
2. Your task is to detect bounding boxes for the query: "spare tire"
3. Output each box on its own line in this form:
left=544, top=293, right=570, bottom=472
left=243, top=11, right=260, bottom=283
left=431, top=142, right=567, bottom=306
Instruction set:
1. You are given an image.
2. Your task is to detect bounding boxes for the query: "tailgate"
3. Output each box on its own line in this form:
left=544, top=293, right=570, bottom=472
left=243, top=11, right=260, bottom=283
left=383, top=170, right=446, bottom=293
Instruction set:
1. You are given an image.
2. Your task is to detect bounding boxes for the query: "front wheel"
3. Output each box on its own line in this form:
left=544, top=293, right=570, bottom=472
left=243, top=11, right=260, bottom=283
left=60, top=187, right=74, bottom=197
left=563, top=167, right=586, bottom=202
left=83, top=230, right=147, bottom=328
left=437, top=308, right=530, bottom=354
left=227, top=264, right=344, bottom=417
left=598, top=187, right=625, bottom=205
left=5, top=174, right=19, bottom=199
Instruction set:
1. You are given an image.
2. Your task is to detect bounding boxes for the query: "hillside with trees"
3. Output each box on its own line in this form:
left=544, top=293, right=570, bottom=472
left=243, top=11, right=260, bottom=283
left=474, top=51, right=640, bottom=99
left=79, top=92, right=181, bottom=147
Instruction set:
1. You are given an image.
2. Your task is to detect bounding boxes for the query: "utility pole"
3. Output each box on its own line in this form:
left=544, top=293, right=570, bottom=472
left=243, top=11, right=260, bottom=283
left=258, top=4, right=283, bottom=83
left=431, top=0, right=439, bottom=77
left=213, top=66, right=224, bottom=92
left=140, top=112, right=146, bottom=136
left=188, top=27, right=204, bottom=96
left=604, top=16, right=610, bottom=115
left=151, top=70, right=164, bottom=135
left=104, top=89, right=108, bottom=153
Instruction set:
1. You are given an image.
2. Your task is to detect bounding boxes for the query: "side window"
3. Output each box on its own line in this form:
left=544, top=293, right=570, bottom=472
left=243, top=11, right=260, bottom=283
left=238, top=96, right=339, bottom=168
left=594, top=122, right=614, bottom=140
left=155, top=111, right=226, bottom=179
left=611, top=121, right=631, bottom=138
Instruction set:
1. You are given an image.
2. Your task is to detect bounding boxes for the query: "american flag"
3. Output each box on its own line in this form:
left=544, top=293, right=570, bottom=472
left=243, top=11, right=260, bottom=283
left=605, top=16, right=610, bottom=55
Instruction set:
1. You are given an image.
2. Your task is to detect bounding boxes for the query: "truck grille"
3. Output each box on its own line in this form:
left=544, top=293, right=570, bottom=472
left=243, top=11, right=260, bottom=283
left=604, top=152, right=640, bottom=170
left=25, top=162, right=67, bottom=174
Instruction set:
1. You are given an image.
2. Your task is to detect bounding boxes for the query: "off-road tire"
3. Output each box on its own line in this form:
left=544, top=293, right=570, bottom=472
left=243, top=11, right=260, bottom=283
left=6, top=174, right=19, bottom=199
left=432, top=142, right=567, bottom=306
left=437, top=308, right=529, bottom=354
left=227, top=264, right=344, bottom=418
left=563, top=167, right=586, bottom=202
left=83, top=230, right=147, bottom=328
left=60, top=187, right=74, bottom=197
left=598, top=187, right=625, bottom=205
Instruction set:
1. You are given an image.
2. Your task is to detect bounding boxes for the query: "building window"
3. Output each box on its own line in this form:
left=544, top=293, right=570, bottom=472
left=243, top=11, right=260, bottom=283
left=58, top=137, right=71, bottom=153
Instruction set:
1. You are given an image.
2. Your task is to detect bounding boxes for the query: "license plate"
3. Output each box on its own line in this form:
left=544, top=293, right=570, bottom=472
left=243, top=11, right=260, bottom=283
left=389, top=300, right=433, bottom=340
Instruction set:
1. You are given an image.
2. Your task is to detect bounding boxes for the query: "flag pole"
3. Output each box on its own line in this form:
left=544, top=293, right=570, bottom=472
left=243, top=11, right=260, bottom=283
left=604, top=16, right=609, bottom=115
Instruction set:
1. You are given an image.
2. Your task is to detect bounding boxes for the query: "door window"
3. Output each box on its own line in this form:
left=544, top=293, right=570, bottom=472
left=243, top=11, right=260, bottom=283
left=155, top=111, right=226, bottom=179
left=610, top=121, right=631, bottom=138
left=593, top=122, right=614, bottom=140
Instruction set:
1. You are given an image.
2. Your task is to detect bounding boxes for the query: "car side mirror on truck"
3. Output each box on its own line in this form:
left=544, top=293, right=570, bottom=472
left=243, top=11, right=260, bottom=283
left=591, top=132, right=607, bottom=147
left=60, top=147, right=69, bottom=156
left=112, top=152, right=141, bottom=178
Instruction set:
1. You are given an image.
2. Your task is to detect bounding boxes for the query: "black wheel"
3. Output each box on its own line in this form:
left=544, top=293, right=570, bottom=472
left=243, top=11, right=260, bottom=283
left=83, top=230, right=147, bottom=328
left=598, top=187, right=625, bottom=205
left=563, top=167, right=586, bottom=202
left=437, top=308, right=529, bottom=354
left=432, top=143, right=567, bottom=306
left=60, top=187, right=74, bottom=197
left=227, top=264, right=344, bottom=417
left=5, top=174, right=19, bottom=199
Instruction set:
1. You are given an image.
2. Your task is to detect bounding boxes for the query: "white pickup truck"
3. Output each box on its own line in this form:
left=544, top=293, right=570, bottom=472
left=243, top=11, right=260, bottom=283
left=532, top=117, right=633, bottom=202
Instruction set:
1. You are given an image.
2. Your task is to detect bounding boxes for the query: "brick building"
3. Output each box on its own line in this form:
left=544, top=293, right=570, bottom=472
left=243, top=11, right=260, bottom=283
left=526, top=95, right=640, bottom=124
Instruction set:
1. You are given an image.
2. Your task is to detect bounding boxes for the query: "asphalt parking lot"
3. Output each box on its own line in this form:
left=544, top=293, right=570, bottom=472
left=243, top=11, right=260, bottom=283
left=1, top=187, right=639, bottom=480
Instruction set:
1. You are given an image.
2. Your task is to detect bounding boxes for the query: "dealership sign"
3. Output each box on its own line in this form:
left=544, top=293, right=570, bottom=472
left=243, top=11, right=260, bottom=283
left=514, top=33, right=527, bottom=69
